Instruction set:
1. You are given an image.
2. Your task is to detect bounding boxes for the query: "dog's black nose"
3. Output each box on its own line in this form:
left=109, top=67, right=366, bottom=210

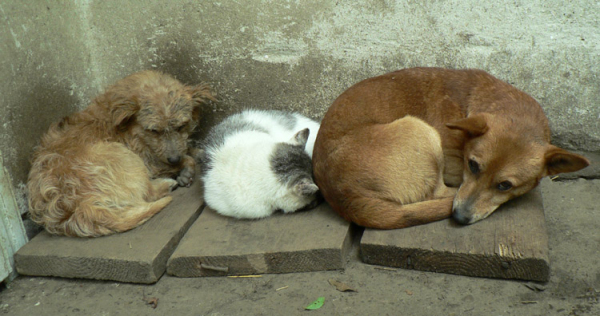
left=167, top=155, right=182, bottom=165
left=452, top=211, right=471, bottom=225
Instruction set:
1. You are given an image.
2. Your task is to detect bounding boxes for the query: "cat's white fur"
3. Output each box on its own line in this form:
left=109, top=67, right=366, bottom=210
left=240, top=110, right=320, bottom=157
left=202, top=110, right=320, bottom=219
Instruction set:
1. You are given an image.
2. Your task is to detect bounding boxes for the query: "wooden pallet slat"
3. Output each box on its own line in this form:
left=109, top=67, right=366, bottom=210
left=360, top=188, right=549, bottom=282
left=14, top=175, right=205, bottom=284
left=167, top=202, right=352, bottom=277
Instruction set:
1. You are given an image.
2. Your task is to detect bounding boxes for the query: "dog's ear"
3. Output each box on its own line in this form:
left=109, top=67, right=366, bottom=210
left=187, top=83, right=216, bottom=121
left=110, top=94, right=140, bottom=128
left=446, top=113, right=489, bottom=137
left=544, top=146, right=590, bottom=176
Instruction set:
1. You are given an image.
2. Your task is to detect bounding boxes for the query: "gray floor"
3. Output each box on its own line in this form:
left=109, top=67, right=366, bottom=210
left=1, top=178, right=598, bottom=316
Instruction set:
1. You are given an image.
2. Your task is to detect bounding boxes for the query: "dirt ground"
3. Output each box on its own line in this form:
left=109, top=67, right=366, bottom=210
left=1, top=178, right=598, bottom=316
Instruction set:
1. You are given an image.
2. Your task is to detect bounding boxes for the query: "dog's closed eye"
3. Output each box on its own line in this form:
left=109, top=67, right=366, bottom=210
left=468, top=159, right=480, bottom=174
left=497, top=181, right=513, bottom=191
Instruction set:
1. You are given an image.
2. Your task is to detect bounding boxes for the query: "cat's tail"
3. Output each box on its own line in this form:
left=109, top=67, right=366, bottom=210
left=333, top=195, right=454, bottom=229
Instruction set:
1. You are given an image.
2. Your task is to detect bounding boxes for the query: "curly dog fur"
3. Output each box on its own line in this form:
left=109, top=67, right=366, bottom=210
left=27, top=70, right=214, bottom=237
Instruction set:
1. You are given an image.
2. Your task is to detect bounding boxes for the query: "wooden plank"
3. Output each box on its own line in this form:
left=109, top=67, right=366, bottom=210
left=14, top=174, right=204, bottom=284
left=360, top=188, right=549, bottom=282
left=167, top=202, right=352, bottom=277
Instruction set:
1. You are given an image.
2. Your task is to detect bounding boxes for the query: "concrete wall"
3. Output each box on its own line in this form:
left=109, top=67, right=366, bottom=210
left=1, top=1, right=599, bottom=227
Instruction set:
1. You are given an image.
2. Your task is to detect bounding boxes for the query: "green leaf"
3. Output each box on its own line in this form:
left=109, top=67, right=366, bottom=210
left=304, top=297, right=325, bottom=310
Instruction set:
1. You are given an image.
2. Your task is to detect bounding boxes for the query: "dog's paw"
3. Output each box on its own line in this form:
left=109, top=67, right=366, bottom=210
left=176, top=168, right=195, bottom=187
left=166, top=178, right=179, bottom=191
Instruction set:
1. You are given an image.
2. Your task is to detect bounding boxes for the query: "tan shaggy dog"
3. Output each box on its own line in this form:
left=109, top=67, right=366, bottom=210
left=28, top=70, right=214, bottom=237
left=313, top=67, right=589, bottom=229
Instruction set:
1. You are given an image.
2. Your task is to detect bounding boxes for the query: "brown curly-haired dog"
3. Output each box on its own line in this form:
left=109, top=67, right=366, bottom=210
left=27, top=70, right=214, bottom=237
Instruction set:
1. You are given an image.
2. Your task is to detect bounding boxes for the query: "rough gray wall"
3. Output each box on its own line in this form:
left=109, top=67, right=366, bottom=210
left=1, top=1, right=599, bottom=221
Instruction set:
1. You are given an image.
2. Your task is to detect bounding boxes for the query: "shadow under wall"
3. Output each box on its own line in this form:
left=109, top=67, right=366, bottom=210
left=150, top=36, right=218, bottom=146
left=7, top=80, right=80, bottom=191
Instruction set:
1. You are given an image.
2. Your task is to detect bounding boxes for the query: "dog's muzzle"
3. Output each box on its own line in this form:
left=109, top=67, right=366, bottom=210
left=167, top=155, right=182, bottom=165
left=451, top=198, right=474, bottom=225
left=452, top=210, right=471, bottom=225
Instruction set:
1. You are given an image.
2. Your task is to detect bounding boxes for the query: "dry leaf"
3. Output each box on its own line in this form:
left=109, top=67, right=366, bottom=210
left=144, top=297, right=158, bottom=309
left=328, top=279, right=357, bottom=292
left=405, top=290, right=413, bottom=296
left=142, top=289, right=159, bottom=309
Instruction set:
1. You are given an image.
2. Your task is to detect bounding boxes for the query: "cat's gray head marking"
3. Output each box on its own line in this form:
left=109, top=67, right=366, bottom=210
left=270, top=128, right=318, bottom=195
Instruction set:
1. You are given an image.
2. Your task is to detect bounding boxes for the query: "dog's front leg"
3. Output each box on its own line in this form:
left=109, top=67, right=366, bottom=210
left=176, top=155, right=196, bottom=187
left=442, top=149, right=464, bottom=187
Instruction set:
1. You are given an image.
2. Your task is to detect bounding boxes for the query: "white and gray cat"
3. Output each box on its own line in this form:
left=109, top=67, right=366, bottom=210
left=201, top=109, right=321, bottom=219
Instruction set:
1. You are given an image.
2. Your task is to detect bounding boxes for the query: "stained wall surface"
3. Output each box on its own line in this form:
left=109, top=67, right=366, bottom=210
left=1, top=1, right=598, bottom=225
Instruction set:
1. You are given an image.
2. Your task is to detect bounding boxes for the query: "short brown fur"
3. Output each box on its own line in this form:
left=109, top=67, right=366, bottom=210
left=28, top=70, right=214, bottom=237
left=313, top=67, right=589, bottom=228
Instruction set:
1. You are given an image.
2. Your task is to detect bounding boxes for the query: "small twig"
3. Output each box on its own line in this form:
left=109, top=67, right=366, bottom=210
left=228, top=275, right=263, bottom=278
left=521, top=301, right=538, bottom=304
left=374, top=267, right=397, bottom=271
left=276, top=286, right=289, bottom=291
left=524, top=283, right=546, bottom=292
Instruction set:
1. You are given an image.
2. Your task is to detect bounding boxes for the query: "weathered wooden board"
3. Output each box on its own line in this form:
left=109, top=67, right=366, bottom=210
left=167, top=202, right=352, bottom=277
left=360, top=188, right=549, bottom=282
left=14, top=177, right=204, bottom=284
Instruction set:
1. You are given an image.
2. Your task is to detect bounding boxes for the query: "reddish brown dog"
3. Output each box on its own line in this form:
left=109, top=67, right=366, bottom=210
left=313, top=67, right=589, bottom=229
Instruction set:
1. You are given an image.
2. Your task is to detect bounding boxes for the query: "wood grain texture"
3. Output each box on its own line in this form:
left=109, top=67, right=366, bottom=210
left=360, top=188, right=549, bottom=282
left=167, top=202, right=352, bottom=277
left=14, top=174, right=204, bottom=284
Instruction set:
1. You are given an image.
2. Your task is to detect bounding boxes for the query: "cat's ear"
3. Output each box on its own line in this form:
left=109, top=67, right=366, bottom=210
left=294, top=178, right=319, bottom=197
left=289, top=128, right=310, bottom=148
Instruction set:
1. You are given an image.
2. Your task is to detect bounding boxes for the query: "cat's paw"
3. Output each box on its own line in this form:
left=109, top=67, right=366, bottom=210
left=176, top=167, right=195, bottom=187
